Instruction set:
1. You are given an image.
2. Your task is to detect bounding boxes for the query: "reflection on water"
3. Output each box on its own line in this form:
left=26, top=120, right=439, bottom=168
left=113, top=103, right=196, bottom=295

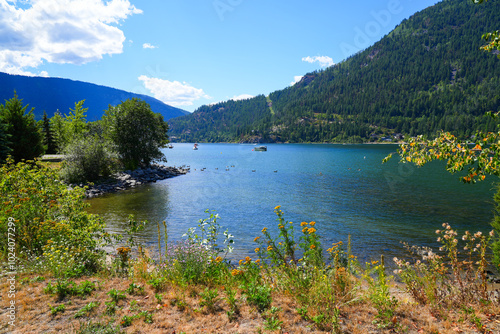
left=86, top=144, right=496, bottom=264
left=86, top=183, right=171, bottom=240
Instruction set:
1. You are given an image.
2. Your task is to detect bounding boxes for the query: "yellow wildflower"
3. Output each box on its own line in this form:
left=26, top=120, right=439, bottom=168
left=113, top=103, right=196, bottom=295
left=309, top=221, right=316, bottom=226
left=274, top=205, right=281, bottom=210
left=262, top=227, right=267, bottom=233
left=245, top=256, right=251, bottom=263
left=308, top=227, right=317, bottom=234
left=278, top=224, right=284, bottom=229
left=302, top=227, right=308, bottom=233
left=267, top=245, right=273, bottom=251
left=310, top=244, right=316, bottom=249
left=255, top=259, right=261, bottom=264
left=255, top=248, right=260, bottom=253
left=214, top=256, right=223, bottom=263
left=239, top=259, right=244, bottom=266
left=300, top=222, right=308, bottom=227
left=254, top=236, right=260, bottom=242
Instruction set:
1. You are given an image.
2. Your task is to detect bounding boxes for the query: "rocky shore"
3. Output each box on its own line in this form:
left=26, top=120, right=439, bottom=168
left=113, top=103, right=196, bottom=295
left=68, top=164, right=190, bottom=198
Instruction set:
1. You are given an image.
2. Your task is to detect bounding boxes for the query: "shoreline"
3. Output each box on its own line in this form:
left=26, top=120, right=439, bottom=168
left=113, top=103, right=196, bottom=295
left=68, top=164, right=190, bottom=198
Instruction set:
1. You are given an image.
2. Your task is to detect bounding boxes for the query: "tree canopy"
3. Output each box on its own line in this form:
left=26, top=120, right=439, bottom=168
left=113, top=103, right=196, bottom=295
left=0, top=92, right=43, bottom=162
left=105, top=98, right=169, bottom=170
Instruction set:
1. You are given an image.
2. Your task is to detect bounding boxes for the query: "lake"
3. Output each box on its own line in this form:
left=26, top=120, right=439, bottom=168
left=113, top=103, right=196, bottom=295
left=86, top=143, right=497, bottom=264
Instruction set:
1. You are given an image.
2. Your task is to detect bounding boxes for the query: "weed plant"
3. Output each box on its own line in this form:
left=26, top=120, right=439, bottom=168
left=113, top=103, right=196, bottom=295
left=394, top=223, right=496, bottom=310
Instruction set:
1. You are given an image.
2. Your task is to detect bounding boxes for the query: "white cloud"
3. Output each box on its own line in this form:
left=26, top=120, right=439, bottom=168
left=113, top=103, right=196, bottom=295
left=0, top=0, right=142, bottom=74
left=302, top=56, right=335, bottom=68
left=290, top=75, right=303, bottom=86
left=138, top=75, right=211, bottom=107
left=231, top=94, right=254, bottom=101
left=142, top=43, right=157, bottom=49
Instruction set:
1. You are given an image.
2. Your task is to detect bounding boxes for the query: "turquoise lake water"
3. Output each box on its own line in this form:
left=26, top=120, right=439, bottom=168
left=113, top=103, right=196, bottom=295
left=87, top=143, right=497, bottom=263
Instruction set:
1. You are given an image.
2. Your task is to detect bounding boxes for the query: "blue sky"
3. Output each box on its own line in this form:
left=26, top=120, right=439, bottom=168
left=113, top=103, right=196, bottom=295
left=1, top=0, right=440, bottom=112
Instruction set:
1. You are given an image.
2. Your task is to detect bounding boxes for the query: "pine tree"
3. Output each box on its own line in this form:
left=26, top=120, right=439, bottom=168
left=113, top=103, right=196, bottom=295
left=0, top=119, right=11, bottom=162
left=0, top=91, right=44, bottom=161
left=42, top=110, right=56, bottom=154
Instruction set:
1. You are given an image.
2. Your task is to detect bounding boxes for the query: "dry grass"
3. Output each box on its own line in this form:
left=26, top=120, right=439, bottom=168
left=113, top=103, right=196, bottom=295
left=1, top=272, right=500, bottom=334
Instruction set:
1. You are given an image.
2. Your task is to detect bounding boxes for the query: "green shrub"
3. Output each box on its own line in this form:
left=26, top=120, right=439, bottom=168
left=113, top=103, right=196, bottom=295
left=60, top=135, right=118, bottom=183
left=0, top=159, right=111, bottom=276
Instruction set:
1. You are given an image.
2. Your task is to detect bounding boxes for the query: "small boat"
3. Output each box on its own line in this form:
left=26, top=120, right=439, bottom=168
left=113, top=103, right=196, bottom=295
left=168, top=144, right=173, bottom=149
left=193, top=143, right=199, bottom=150
left=253, top=146, right=267, bottom=152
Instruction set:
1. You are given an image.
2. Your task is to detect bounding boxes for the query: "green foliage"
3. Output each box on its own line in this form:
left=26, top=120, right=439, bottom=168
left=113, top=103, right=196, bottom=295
left=263, top=306, right=283, bottom=331
left=492, top=185, right=500, bottom=268
left=0, top=118, right=11, bottom=162
left=0, top=159, right=111, bottom=276
left=394, top=224, right=493, bottom=308
left=199, top=287, right=220, bottom=313
left=0, top=91, right=43, bottom=161
left=104, top=98, right=169, bottom=170
left=169, top=0, right=500, bottom=143
left=49, top=303, right=66, bottom=316
left=183, top=209, right=234, bottom=259
left=42, top=110, right=57, bottom=154
left=50, top=112, right=67, bottom=153
left=254, top=206, right=323, bottom=273
left=363, top=258, right=398, bottom=328
left=242, top=281, right=272, bottom=312
left=60, top=135, right=118, bottom=183
left=74, top=301, right=100, bottom=318
left=65, top=100, right=88, bottom=139
left=107, top=289, right=126, bottom=304
left=75, top=321, right=124, bottom=334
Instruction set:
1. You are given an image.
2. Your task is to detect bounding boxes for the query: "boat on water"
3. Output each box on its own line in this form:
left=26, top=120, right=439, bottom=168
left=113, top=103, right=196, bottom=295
left=193, top=143, right=199, bottom=150
left=168, top=144, right=173, bottom=149
left=253, top=146, right=267, bottom=152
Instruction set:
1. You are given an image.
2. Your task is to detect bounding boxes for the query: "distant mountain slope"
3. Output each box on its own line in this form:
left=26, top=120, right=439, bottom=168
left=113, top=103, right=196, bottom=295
left=0, top=72, right=188, bottom=121
left=169, top=0, right=500, bottom=143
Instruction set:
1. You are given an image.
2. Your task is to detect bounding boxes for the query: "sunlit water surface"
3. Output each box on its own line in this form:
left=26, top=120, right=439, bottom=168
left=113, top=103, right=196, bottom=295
left=87, top=143, right=496, bottom=264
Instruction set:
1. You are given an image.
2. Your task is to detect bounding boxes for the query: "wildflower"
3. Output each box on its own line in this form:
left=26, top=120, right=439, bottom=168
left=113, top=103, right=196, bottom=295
left=300, top=222, right=308, bottom=227
left=474, top=231, right=483, bottom=238
left=261, top=227, right=267, bottom=233
left=239, top=259, right=244, bottom=266
left=267, top=245, right=273, bottom=251
left=435, top=230, right=441, bottom=234
left=274, top=205, right=281, bottom=210
left=245, top=256, right=251, bottom=263
left=371, top=260, right=379, bottom=265
left=309, top=221, right=316, bottom=226
left=490, top=230, right=495, bottom=237
left=302, top=227, right=308, bottom=233
left=310, top=244, right=316, bottom=249
left=255, top=248, right=260, bottom=253
left=278, top=224, right=284, bottom=229
left=254, top=236, right=260, bottom=242
left=214, top=256, right=223, bottom=263
left=231, top=269, right=241, bottom=276
left=308, top=227, right=317, bottom=234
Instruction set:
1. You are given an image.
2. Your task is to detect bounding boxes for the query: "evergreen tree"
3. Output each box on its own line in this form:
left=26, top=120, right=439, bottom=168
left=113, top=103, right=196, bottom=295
left=42, top=110, right=56, bottom=154
left=0, top=92, right=43, bottom=162
left=0, top=118, right=11, bottom=162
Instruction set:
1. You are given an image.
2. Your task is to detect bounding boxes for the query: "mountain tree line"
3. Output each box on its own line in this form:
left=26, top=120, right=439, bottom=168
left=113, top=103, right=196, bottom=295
left=168, top=0, right=500, bottom=143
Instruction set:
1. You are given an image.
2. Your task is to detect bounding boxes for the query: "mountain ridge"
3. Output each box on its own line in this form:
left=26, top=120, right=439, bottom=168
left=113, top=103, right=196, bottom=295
left=0, top=72, right=188, bottom=121
left=168, top=0, right=500, bottom=143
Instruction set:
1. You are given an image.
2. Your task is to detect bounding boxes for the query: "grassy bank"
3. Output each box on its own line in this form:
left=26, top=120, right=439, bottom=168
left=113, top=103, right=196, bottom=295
left=1, top=160, right=500, bottom=333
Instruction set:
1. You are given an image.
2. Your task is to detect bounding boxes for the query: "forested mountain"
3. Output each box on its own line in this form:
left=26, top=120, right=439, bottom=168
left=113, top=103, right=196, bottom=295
left=0, top=72, right=188, bottom=121
left=169, top=0, right=500, bottom=143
